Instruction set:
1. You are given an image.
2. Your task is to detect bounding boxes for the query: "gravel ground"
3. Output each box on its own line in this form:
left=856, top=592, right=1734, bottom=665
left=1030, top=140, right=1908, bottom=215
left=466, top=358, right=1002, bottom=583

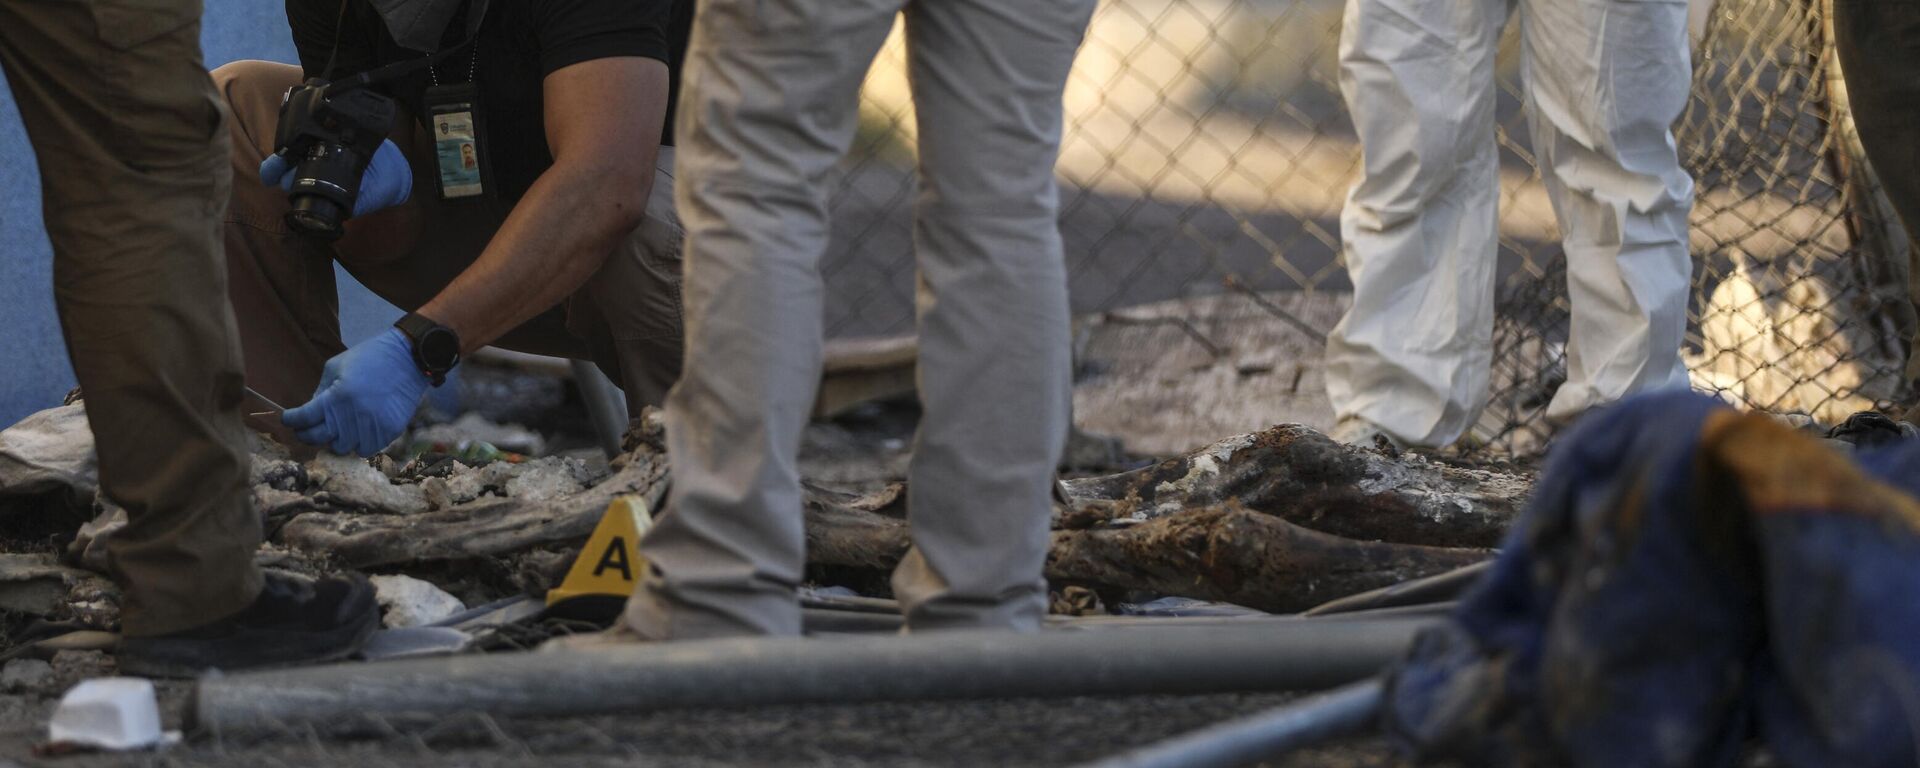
left=0, top=686, right=1410, bottom=767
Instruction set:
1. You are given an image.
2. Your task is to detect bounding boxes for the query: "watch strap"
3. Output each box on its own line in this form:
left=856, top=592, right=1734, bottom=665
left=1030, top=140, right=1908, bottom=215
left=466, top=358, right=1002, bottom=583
left=394, top=312, right=460, bottom=386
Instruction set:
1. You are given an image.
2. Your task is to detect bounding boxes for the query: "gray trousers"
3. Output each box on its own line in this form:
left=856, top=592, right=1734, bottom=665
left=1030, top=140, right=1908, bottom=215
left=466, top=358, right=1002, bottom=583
left=624, top=0, right=1096, bottom=638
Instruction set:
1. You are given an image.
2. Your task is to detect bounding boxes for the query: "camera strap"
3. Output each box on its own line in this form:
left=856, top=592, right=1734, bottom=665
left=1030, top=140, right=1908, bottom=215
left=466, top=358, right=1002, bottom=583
left=320, top=0, right=489, bottom=98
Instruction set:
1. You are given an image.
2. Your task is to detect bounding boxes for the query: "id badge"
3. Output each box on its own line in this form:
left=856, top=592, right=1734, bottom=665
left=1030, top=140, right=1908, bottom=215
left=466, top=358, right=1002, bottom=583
left=426, top=83, right=487, bottom=200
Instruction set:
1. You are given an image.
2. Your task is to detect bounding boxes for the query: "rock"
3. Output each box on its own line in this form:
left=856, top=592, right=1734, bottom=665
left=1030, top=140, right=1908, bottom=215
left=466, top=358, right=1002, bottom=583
left=307, top=454, right=428, bottom=514
left=501, top=457, right=593, bottom=502
left=49, top=650, right=116, bottom=687
left=0, top=404, right=97, bottom=517
left=1, top=659, right=54, bottom=694
left=369, top=574, right=466, bottom=628
left=0, top=554, right=93, bottom=616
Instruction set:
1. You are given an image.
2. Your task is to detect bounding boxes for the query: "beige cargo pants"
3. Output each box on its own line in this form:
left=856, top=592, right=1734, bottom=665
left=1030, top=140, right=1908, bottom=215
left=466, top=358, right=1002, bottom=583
left=212, top=61, right=685, bottom=415
left=0, top=0, right=262, bottom=635
left=623, top=0, right=1097, bottom=638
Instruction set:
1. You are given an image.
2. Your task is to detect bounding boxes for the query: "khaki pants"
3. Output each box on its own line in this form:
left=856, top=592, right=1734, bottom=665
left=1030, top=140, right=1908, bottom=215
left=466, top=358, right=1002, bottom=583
left=211, top=61, right=686, bottom=415
left=0, top=0, right=262, bottom=635
left=625, top=0, right=1095, bottom=639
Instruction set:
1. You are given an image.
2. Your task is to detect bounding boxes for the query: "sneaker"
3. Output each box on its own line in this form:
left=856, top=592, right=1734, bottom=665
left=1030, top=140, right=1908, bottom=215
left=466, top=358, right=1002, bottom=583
left=117, top=571, right=379, bottom=678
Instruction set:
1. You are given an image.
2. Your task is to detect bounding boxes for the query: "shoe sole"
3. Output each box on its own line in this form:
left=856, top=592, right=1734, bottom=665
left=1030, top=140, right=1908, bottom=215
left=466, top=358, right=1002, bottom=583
left=117, top=601, right=381, bottom=679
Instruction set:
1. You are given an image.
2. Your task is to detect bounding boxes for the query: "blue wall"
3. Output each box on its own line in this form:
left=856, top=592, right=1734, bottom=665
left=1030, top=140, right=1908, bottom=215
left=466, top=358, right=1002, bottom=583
left=0, top=3, right=402, bottom=427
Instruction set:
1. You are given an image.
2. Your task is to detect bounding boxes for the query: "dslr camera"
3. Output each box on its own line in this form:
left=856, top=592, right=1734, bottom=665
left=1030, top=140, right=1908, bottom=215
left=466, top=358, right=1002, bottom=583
left=272, top=78, right=397, bottom=240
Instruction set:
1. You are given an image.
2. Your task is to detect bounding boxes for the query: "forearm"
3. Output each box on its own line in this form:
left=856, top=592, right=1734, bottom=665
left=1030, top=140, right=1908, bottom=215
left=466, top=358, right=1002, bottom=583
left=417, top=157, right=656, bottom=352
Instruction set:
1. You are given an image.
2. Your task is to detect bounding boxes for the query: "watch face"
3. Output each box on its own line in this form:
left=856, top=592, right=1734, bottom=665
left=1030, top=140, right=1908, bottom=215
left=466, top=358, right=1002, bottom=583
left=419, top=327, right=461, bottom=370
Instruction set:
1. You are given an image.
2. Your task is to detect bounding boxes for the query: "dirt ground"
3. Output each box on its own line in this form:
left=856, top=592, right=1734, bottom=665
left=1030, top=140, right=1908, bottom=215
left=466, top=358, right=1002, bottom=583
left=0, top=684, right=1410, bottom=767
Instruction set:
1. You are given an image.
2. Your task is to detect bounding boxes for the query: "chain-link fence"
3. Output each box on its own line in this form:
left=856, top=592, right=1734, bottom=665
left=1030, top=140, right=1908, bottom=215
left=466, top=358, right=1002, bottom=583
left=821, top=0, right=1912, bottom=455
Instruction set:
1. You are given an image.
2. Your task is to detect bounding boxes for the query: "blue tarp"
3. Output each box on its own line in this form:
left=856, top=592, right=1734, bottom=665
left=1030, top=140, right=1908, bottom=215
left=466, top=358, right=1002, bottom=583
left=1385, top=391, right=1920, bottom=767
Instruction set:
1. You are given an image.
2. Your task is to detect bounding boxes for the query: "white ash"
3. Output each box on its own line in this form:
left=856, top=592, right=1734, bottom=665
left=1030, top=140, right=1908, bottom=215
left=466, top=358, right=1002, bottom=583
left=369, top=574, right=466, bottom=628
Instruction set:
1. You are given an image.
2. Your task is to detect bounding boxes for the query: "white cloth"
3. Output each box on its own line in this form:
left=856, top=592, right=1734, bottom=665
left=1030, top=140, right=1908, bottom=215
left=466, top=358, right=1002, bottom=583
left=624, top=0, right=1096, bottom=639
left=1324, top=0, right=1696, bottom=447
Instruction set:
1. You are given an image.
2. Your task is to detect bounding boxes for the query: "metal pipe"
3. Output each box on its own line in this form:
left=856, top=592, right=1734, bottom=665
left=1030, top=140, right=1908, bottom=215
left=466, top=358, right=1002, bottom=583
left=1302, top=561, right=1490, bottom=616
left=1074, top=679, right=1385, bottom=768
left=568, top=359, right=629, bottom=460
left=192, top=616, right=1432, bottom=736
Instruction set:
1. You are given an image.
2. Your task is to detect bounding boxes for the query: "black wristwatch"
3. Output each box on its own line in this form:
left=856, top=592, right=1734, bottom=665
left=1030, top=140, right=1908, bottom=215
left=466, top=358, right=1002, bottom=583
left=394, top=312, right=461, bottom=386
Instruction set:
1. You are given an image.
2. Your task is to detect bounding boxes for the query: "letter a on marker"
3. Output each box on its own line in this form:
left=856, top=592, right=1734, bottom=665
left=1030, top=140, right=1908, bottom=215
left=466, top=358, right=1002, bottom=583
left=546, top=495, right=653, bottom=606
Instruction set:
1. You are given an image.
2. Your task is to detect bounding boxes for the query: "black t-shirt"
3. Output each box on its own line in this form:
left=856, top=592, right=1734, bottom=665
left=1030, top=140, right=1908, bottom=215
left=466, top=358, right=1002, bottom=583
left=287, top=0, right=691, bottom=203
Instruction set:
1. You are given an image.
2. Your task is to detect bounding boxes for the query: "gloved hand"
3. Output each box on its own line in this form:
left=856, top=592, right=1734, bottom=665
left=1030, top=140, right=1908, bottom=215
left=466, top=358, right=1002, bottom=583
left=283, top=329, right=431, bottom=456
left=259, top=138, right=413, bottom=217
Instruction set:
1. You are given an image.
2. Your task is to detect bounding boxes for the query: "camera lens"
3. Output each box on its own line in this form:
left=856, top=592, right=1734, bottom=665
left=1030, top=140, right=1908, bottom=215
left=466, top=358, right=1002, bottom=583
left=283, top=142, right=358, bottom=241
left=287, top=197, right=347, bottom=240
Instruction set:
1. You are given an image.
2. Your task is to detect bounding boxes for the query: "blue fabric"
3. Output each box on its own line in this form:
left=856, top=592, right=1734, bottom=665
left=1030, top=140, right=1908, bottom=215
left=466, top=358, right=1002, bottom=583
left=1385, top=391, right=1920, bottom=767
left=259, top=138, right=412, bottom=217
left=282, top=328, right=430, bottom=456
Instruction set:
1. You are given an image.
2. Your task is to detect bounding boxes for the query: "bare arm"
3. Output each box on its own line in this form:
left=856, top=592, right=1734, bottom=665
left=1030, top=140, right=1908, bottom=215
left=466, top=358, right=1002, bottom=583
left=417, top=56, right=669, bottom=351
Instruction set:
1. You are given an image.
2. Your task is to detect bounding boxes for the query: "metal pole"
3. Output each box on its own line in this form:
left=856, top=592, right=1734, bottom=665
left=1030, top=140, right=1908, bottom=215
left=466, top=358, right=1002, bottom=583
left=193, top=617, right=1431, bottom=737
left=568, top=359, right=629, bottom=460
left=1073, top=679, right=1385, bottom=768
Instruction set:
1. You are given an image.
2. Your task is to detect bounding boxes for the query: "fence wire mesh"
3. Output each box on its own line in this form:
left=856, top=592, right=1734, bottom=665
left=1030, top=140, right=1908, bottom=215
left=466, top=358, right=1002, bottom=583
left=823, top=0, right=1912, bottom=455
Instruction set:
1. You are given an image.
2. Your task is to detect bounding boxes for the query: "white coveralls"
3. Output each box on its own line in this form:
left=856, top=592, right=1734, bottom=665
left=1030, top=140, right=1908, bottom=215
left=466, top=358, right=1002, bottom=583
left=1324, top=0, right=1697, bottom=447
left=620, top=0, right=1097, bottom=638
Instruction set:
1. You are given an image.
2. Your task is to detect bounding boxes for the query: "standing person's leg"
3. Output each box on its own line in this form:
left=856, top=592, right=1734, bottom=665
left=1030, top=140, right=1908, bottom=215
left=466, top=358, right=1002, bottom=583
left=890, top=0, right=1094, bottom=632
left=623, top=0, right=907, bottom=639
left=0, top=0, right=261, bottom=636
left=1832, top=0, right=1920, bottom=388
left=1323, top=0, right=1509, bottom=448
left=1520, top=0, right=1694, bottom=424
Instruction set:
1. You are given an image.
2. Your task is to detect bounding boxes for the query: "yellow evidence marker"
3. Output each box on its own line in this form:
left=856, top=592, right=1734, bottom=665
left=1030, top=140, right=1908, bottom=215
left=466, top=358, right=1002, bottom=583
left=545, top=494, right=654, bottom=607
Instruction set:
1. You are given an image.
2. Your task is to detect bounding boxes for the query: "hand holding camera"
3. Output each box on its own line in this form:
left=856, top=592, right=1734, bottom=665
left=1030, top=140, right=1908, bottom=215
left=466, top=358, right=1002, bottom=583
left=267, top=78, right=412, bottom=240
left=261, top=138, right=412, bottom=221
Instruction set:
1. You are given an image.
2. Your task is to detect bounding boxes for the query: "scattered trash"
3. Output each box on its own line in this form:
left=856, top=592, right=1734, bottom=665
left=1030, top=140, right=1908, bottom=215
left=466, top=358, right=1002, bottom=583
left=1826, top=409, right=1919, bottom=449
left=43, top=678, right=180, bottom=752
left=409, top=412, right=547, bottom=457
left=1385, top=391, right=1920, bottom=768
left=1113, top=597, right=1267, bottom=618
left=358, top=627, right=472, bottom=660
left=0, top=403, right=96, bottom=516
left=369, top=574, right=466, bottom=628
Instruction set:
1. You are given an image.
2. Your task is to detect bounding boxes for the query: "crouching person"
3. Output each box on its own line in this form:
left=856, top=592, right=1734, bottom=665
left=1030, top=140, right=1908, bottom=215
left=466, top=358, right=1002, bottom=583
left=217, top=0, right=691, bottom=457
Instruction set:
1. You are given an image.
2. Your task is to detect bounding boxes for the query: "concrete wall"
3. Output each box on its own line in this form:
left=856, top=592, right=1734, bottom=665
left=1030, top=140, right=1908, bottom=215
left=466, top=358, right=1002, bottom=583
left=0, top=3, right=401, bottom=427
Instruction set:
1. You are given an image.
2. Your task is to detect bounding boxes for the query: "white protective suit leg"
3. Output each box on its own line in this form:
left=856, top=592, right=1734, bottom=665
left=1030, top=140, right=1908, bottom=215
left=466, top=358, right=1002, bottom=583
left=627, top=0, right=1091, bottom=640
left=1520, top=0, right=1694, bottom=422
left=1324, top=0, right=1508, bottom=448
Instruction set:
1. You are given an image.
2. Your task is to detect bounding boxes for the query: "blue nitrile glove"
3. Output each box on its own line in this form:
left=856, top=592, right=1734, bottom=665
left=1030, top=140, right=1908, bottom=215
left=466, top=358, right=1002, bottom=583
left=259, top=138, right=413, bottom=217
left=283, top=328, right=432, bottom=456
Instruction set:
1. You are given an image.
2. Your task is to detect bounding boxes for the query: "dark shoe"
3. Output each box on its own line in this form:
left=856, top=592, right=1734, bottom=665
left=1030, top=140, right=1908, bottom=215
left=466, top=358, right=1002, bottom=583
left=117, top=572, right=379, bottom=678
